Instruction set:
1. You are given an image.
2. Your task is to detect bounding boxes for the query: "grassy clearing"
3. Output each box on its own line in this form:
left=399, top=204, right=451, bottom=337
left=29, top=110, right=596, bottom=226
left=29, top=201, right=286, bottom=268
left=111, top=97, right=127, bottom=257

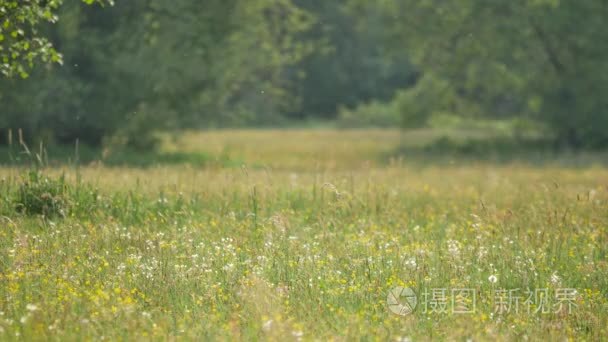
left=0, top=129, right=607, bottom=340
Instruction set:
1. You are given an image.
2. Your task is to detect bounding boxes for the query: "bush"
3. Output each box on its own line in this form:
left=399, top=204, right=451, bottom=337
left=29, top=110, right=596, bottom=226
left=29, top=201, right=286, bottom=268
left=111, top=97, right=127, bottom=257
left=336, top=101, right=401, bottom=128
left=12, top=170, right=102, bottom=218
left=336, top=73, right=481, bottom=130
left=14, top=171, right=69, bottom=217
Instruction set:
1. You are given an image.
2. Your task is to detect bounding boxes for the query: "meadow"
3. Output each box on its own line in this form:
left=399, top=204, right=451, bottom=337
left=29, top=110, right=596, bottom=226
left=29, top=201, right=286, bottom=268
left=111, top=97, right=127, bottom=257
left=0, top=129, right=606, bottom=341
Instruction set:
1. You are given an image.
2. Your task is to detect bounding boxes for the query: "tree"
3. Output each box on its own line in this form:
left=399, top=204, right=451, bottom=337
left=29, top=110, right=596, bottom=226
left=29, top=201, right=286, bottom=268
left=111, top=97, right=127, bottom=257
left=0, top=0, right=113, bottom=78
left=355, top=0, right=608, bottom=148
left=289, top=0, right=416, bottom=119
left=0, top=0, right=315, bottom=148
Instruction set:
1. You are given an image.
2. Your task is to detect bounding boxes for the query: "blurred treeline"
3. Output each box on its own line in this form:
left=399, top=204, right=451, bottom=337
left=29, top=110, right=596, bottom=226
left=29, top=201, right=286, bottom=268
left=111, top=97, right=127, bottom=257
left=1, top=0, right=607, bottom=149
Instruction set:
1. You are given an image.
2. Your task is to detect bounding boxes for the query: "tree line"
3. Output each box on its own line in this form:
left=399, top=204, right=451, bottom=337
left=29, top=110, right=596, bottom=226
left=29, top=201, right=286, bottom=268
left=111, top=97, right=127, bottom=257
left=1, top=0, right=606, bottom=149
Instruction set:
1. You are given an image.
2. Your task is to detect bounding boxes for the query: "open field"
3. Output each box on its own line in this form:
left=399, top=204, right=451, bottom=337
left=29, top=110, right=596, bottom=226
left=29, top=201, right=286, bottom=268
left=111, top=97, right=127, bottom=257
left=0, top=129, right=607, bottom=340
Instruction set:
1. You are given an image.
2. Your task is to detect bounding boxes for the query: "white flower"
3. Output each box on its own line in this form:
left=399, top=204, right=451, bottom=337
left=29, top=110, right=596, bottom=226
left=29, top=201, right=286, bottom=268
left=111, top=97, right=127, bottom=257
left=550, top=272, right=561, bottom=285
left=25, top=304, right=38, bottom=312
left=395, top=337, right=411, bottom=342
left=488, top=275, right=498, bottom=283
left=292, top=330, right=304, bottom=338
left=477, top=247, right=488, bottom=259
left=262, top=319, right=273, bottom=332
left=447, top=239, right=461, bottom=257
left=404, top=257, right=417, bottom=269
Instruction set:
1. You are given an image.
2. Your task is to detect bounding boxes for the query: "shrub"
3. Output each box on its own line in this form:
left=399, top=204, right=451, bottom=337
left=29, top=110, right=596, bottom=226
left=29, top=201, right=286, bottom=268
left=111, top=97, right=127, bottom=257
left=14, top=171, right=69, bottom=218
left=336, top=100, right=402, bottom=128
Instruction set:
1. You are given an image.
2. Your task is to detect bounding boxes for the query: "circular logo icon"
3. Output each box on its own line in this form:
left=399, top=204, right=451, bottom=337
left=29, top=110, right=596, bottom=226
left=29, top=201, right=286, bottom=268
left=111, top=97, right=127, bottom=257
left=387, top=286, right=417, bottom=316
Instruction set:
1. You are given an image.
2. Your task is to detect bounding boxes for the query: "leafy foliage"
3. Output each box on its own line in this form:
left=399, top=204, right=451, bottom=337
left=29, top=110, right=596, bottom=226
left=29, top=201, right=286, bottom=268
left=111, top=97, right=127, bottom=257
left=290, top=1, right=416, bottom=119
left=0, top=0, right=315, bottom=148
left=0, top=0, right=112, bottom=78
left=2, top=0, right=608, bottom=149
left=355, top=0, right=608, bottom=148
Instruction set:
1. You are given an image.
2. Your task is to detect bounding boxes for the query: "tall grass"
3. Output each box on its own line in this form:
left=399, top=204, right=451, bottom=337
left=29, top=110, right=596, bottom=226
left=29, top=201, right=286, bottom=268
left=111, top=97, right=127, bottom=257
left=0, top=129, right=606, bottom=340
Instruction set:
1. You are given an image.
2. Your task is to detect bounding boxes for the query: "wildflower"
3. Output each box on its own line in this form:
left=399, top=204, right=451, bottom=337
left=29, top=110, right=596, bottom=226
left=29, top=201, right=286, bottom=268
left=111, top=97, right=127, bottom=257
left=26, top=304, right=38, bottom=312
left=488, top=275, right=498, bottom=283
left=262, top=319, right=273, bottom=332
left=404, top=257, right=417, bottom=269
left=447, top=239, right=461, bottom=258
